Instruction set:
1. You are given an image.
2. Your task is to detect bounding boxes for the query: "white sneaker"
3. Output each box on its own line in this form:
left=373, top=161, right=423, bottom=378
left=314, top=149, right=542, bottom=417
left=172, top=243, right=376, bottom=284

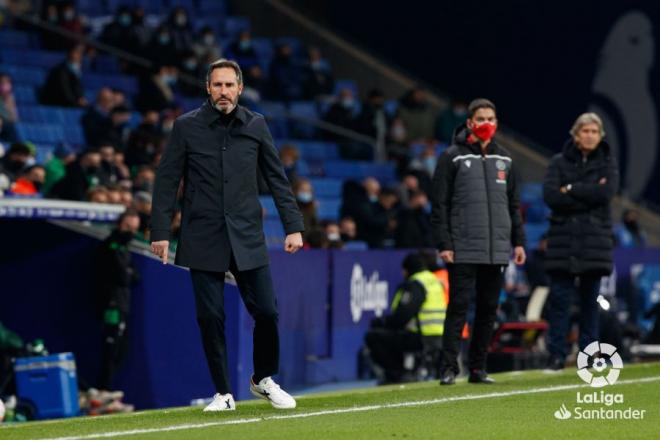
left=203, top=393, right=236, bottom=412
left=250, top=377, right=296, bottom=409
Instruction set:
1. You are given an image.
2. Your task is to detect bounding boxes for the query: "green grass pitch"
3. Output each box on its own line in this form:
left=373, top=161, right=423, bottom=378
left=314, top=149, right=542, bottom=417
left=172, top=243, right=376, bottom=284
left=2, top=362, right=659, bottom=439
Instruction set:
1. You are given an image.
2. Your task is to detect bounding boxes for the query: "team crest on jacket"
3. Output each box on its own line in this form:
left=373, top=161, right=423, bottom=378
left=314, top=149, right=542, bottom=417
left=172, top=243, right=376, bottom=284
left=465, top=160, right=471, bottom=168
left=496, top=160, right=507, bottom=170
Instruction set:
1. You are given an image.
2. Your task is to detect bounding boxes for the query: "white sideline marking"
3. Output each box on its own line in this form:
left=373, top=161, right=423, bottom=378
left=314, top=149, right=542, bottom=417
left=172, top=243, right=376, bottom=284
left=25, top=376, right=660, bottom=440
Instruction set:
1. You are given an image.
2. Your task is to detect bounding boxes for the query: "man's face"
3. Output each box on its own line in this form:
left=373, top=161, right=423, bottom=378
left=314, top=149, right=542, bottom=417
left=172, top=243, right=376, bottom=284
left=99, top=146, right=115, bottom=162
left=575, top=123, right=602, bottom=152
left=207, top=67, right=243, bottom=114
left=467, top=107, right=497, bottom=130
left=28, top=167, right=46, bottom=185
left=119, top=215, right=140, bottom=234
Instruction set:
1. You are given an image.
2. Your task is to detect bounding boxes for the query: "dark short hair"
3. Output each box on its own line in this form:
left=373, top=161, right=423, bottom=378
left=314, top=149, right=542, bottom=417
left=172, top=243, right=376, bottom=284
left=206, top=58, right=243, bottom=84
left=402, top=252, right=427, bottom=275
left=467, top=98, right=496, bottom=118
left=117, top=207, right=139, bottom=225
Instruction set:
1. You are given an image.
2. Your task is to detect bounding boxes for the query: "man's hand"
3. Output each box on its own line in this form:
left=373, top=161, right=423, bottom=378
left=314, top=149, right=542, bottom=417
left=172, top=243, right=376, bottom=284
left=439, top=250, right=454, bottom=264
left=513, top=246, right=526, bottom=265
left=151, top=240, right=169, bottom=264
left=284, top=232, right=303, bottom=254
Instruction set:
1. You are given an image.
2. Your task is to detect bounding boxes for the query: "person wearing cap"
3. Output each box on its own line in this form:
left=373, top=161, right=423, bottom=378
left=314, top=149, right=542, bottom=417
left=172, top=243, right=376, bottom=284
left=365, top=252, right=446, bottom=384
left=430, top=98, right=526, bottom=385
left=150, top=59, right=304, bottom=411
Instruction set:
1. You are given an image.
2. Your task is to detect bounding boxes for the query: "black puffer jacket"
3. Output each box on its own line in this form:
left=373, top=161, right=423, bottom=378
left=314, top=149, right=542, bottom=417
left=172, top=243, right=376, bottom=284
left=431, top=125, right=525, bottom=264
left=543, top=140, right=619, bottom=276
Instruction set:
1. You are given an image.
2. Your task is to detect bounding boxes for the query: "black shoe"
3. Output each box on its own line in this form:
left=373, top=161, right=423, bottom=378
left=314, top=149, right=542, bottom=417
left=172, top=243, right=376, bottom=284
left=439, top=370, right=456, bottom=385
left=544, top=357, right=565, bottom=372
left=468, top=369, right=495, bottom=384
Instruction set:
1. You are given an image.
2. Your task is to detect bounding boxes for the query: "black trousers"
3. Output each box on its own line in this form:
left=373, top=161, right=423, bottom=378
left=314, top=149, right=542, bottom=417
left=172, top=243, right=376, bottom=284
left=190, top=256, right=279, bottom=395
left=441, top=263, right=504, bottom=374
left=365, top=328, right=422, bottom=382
left=97, top=315, right=129, bottom=390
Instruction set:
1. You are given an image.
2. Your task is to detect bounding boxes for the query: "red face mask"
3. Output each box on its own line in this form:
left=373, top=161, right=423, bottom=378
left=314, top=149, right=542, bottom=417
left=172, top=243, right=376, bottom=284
left=470, top=122, right=497, bottom=141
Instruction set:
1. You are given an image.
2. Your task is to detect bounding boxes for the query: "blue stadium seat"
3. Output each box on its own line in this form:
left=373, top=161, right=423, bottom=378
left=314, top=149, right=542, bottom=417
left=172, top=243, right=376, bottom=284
left=59, top=107, right=86, bottom=126
left=521, top=183, right=544, bottom=204
left=343, top=240, right=369, bottom=251
left=83, top=74, right=139, bottom=95
left=384, top=99, right=399, bottom=117
left=259, top=196, right=278, bottom=218
left=18, top=105, right=63, bottom=124
left=410, top=142, right=448, bottom=157
left=334, top=79, right=359, bottom=97
left=0, top=30, right=36, bottom=49
left=63, top=125, right=86, bottom=146
left=290, top=141, right=339, bottom=161
left=308, top=178, right=343, bottom=198
left=316, top=198, right=342, bottom=221
left=288, top=101, right=318, bottom=138
left=13, top=85, right=38, bottom=104
left=90, top=55, right=121, bottom=74
left=274, top=37, right=304, bottom=59
left=525, top=202, right=550, bottom=224
left=0, top=49, right=64, bottom=68
left=524, top=222, right=548, bottom=251
left=16, top=122, right=65, bottom=144
left=263, top=218, right=285, bottom=248
left=0, top=65, right=46, bottom=86
left=198, top=0, right=228, bottom=15
left=260, top=101, right=289, bottom=139
left=34, top=144, right=56, bottom=164
left=224, top=16, right=251, bottom=37
left=324, top=160, right=396, bottom=183
left=252, top=38, right=274, bottom=73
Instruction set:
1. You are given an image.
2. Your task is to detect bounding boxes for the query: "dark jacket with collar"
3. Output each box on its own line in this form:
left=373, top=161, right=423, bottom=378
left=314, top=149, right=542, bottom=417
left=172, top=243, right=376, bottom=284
left=543, top=139, right=618, bottom=276
left=430, top=124, right=525, bottom=265
left=151, top=101, right=304, bottom=272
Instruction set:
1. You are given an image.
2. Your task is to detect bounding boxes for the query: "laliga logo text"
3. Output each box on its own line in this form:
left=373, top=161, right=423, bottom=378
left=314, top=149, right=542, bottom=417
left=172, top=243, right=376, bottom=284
left=554, top=341, right=646, bottom=420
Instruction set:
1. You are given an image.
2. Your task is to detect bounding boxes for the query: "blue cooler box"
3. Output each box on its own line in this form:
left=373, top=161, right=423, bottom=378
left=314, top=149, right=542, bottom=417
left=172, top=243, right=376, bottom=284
left=14, top=352, right=80, bottom=419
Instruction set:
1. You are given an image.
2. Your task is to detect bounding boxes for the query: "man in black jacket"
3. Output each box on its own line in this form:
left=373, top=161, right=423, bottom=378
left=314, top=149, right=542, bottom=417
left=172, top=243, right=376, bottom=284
left=543, top=112, right=618, bottom=371
left=430, top=98, right=526, bottom=385
left=39, top=44, right=87, bottom=108
left=94, top=208, right=140, bottom=391
left=150, top=59, right=304, bottom=411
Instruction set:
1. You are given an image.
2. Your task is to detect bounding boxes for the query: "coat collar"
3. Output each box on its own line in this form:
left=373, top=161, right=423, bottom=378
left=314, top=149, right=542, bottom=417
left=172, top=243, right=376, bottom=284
left=200, top=99, right=248, bottom=126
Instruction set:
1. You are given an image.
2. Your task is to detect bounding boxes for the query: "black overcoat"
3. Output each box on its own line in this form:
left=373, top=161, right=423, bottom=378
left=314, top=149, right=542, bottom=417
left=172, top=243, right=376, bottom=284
left=151, top=101, right=304, bottom=271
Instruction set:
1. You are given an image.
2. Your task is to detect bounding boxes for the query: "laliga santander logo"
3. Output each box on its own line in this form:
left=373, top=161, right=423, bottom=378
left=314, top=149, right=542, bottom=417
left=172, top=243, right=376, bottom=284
left=576, top=341, right=624, bottom=388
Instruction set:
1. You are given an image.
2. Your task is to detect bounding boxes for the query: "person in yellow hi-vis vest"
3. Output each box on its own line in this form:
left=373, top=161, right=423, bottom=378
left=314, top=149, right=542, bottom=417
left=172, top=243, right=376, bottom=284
left=365, top=252, right=446, bottom=384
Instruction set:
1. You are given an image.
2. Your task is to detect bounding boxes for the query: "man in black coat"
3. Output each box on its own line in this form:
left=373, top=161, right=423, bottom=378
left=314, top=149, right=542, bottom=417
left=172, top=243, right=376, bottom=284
left=39, top=44, right=87, bottom=108
left=542, top=112, right=618, bottom=371
left=431, top=98, right=526, bottom=385
left=150, top=59, right=304, bottom=411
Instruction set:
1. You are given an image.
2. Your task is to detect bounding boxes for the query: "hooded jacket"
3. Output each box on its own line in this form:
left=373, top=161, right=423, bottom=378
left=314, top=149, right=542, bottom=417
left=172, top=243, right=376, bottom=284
left=430, top=124, right=525, bottom=264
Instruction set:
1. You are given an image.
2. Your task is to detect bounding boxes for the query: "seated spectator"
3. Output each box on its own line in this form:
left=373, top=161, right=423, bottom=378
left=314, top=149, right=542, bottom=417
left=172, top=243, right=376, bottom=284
left=98, top=144, right=122, bottom=186
left=279, top=144, right=301, bottom=183
left=58, top=1, right=85, bottom=50
left=43, top=143, right=76, bottom=194
left=293, top=178, right=319, bottom=232
left=323, top=88, right=364, bottom=158
left=40, top=3, right=61, bottom=50
left=132, top=191, right=152, bottom=240
left=396, top=174, right=420, bottom=207
left=99, top=5, right=143, bottom=55
left=398, top=87, right=436, bottom=142
left=268, top=43, right=305, bottom=101
left=526, top=233, right=549, bottom=292
left=49, top=148, right=102, bottom=201
left=88, top=185, right=109, bottom=203
left=145, top=26, right=178, bottom=67
left=0, top=142, right=31, bottom=182
left=387, top=116, right=410, bottom=164
left=133, top=165, right=156, bottom=194
left=125, top=111, right=164, bottom=168
left=167, top=7, right=194, bottom=57
left=242, top=65, right=267, bottom=103
left=106, top=184, right=123, bottom=205
left=120, top=188, right=133, bottom=208
left=39, top=44, right=87, bottom=107
left=9, top=165, right=46, bottom=196
left=395, top=190, right=432, bottom=248
left=81, top=88, right=116, bottom=146
left=615, top=209, right=648, bottom=248
left=324, top=221, right=344, bottom=248
left=135, top=65, right=178, bottom=113
left=0, top=72, right=19, bottom=143
left=356, top=89, right=390, bottom=161
left=303, top=47, right=334, bottom=99
left=107, top=105, right=132, bottom=151
left=348, top=178, right=399, bottom=248
left=193, top=26, right=223, bottom=64
left=227, top=30, right=258, bottom=67
left=305, top=227, right=330, bottom=249
left=339, top=216, right=358, bottom=243
left=178, top=50, right=206, bottom=97
left=435, top=99, right=468, bottom=144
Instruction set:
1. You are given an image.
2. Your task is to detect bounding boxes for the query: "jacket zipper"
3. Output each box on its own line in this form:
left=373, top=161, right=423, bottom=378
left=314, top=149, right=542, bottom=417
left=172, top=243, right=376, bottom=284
left=482, top=154, right=494, bottom=263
